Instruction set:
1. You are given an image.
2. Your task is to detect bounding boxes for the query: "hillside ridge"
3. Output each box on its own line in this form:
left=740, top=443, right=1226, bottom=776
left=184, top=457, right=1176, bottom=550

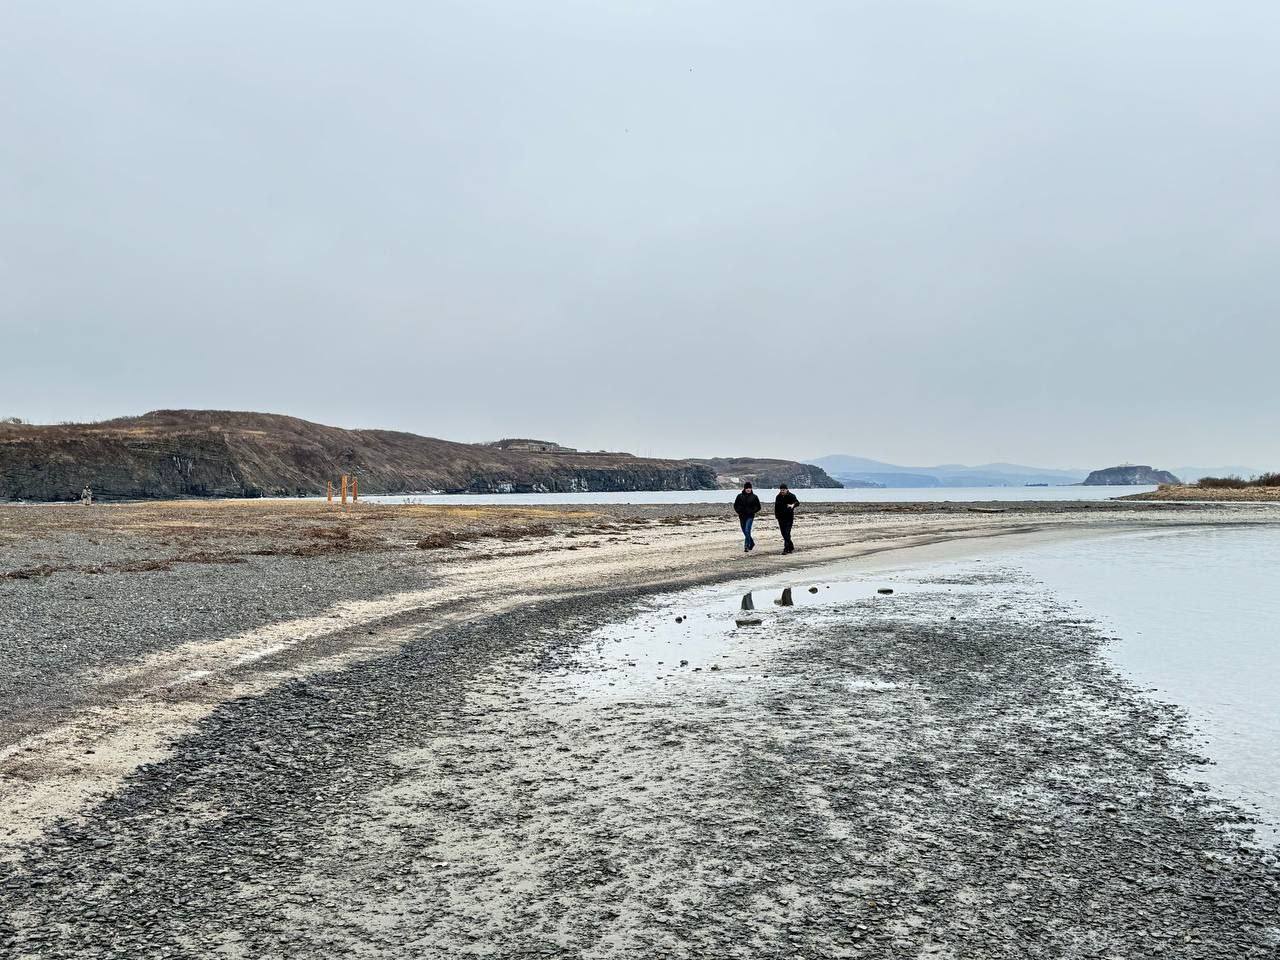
left=0, top=411, right=831, bottom=501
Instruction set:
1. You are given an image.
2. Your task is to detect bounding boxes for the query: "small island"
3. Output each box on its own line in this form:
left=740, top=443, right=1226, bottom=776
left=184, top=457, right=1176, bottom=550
left=1083, top=464, right=1181, bottom=485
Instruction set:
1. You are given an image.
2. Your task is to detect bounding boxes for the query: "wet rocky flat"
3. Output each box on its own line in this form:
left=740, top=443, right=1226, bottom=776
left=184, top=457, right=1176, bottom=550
left=3, top=562, right=1277, bottom=958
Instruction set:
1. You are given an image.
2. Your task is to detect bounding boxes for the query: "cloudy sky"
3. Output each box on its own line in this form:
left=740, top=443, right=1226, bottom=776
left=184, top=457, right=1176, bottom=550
left=3, top=1, right=1277, bottom=467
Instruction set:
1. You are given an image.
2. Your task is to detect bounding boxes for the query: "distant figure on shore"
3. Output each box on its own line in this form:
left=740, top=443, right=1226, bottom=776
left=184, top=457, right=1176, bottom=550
left=775, top=484, right=800, bottom=554
left=81, top=486, right=93, bottom=506
left=733, top=482, right=761, bottom=553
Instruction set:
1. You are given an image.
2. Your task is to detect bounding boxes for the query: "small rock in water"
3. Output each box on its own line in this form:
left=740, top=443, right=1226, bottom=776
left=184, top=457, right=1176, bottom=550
left=808, top=586, right=819, bottom=594
left=877, top=588, right=893, bottom=595
left=675, top=616, right=683, bottom=623
left=679, top=659, right=689, bottom=667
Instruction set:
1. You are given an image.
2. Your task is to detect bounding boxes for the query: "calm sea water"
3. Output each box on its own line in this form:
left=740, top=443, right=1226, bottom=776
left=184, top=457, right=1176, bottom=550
left=354, top=485, right=1156, bottom=506
left=1011, top=525, right=1280, bottom=838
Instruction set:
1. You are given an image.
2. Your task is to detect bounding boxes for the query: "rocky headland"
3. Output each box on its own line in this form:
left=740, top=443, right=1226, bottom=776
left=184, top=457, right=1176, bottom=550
left=689, top=457, right=842, bottom=490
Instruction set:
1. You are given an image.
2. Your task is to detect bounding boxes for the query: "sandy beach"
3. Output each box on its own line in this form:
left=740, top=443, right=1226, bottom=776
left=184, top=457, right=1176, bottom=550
left=2, top=498, right=1279, bottom=957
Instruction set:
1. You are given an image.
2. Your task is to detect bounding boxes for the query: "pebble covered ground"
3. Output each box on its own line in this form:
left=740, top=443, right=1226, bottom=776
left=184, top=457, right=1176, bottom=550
left=2, top=558, right=1278, bottom=958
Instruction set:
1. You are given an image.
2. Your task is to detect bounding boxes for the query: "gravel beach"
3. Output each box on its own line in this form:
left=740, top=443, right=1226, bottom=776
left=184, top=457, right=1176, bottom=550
left=2, top=498, right=1278, bottom=957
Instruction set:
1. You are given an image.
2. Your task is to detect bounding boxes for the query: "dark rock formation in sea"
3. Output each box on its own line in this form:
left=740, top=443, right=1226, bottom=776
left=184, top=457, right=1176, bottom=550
left=1083, top=465, right=1181, bottom=486
left=690, top=458, right=843, bottom=490
left=0, top=411, right=720, bottom=501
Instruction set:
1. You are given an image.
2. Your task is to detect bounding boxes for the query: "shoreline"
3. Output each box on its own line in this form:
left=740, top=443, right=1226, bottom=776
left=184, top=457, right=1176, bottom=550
left=1121, top=484, right=1280, bottom=503
left=2, top=500, right=1279, bottom=955
left=0, top=506, right=1142, bottom=850
left=2, top=501, right=1276, bottom=843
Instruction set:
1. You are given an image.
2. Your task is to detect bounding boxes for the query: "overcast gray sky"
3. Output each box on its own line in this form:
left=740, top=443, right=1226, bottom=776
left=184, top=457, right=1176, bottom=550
left=3, top=1, right=1277, bottom=468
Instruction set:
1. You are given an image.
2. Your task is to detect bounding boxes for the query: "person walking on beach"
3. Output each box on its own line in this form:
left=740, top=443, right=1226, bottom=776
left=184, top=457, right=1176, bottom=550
left=775, top=484, right=800, bottom=554
left=733, top=482, right=761, bottom=552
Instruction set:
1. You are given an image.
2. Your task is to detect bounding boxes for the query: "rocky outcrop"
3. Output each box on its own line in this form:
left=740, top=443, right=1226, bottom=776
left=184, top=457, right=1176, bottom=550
left=691, top=458, right=843, bottom=490
left=0, top=411, right=718, bottom=501
left=1083, top=465, right=1181, bottom=486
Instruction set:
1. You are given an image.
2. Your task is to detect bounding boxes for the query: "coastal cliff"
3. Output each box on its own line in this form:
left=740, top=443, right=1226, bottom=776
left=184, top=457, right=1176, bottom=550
left=0, top=411, right=718, bottom=501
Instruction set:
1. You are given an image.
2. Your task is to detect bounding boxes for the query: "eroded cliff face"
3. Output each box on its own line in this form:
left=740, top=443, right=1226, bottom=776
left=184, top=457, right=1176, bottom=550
left=0, top=432, right=256, bottom=501
left=460, top=466, right=716, bottom=495
left=0, top=413, right=719, bottom=501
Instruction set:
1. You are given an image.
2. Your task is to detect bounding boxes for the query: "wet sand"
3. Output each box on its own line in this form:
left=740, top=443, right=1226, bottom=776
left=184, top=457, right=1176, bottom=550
left=1, top=499, right=1278, bottom=957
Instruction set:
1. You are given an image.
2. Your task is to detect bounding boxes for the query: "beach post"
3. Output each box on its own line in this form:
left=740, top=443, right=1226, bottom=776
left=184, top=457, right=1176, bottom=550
left=352, top=477, right=358, bottom=502
left=340, top=475, right=348, bottom=506
left=327, top=481, right=333, bottom=504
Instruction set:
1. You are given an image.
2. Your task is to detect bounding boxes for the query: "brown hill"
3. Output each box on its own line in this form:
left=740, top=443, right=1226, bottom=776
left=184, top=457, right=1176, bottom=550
left=0, top=410, right=717, bottom=501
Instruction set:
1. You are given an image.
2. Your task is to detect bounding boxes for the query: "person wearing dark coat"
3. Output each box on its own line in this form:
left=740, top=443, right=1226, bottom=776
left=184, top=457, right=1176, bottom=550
left=775, top=484, right=800, bottom=553
left=732, top=482, right=761, bottom=552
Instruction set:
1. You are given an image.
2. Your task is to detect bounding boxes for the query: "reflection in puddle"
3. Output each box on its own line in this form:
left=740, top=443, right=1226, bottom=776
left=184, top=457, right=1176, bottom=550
left=736, top=591, right=763, bottom=626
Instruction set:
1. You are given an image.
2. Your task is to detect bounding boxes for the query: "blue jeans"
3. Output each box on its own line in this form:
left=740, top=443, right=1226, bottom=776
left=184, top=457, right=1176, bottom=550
left=739, top=514, right=755, bottom=550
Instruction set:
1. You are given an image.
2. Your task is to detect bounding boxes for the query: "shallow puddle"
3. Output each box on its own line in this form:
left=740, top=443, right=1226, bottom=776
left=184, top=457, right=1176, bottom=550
left=562, top=557, right=1004, bottom=696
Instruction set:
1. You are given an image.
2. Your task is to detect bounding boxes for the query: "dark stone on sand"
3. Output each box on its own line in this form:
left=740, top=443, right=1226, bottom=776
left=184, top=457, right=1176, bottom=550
left=877, top=588, right=893, bottom=595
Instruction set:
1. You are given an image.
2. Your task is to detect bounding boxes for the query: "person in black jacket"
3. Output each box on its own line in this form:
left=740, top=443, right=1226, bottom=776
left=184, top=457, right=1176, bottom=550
left=775, top=484, right=800, bottom=553
left=732, top=482, right=761, bottom=552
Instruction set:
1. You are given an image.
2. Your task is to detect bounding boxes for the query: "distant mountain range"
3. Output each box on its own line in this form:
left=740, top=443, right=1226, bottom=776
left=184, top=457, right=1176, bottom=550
left=812, top=455, right=1265, bottom=489
left=810, top=455, right=1087, bottom=489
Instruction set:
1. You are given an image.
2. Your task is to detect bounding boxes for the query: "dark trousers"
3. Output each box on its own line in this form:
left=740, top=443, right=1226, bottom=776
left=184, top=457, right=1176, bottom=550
left=777, top=513, right=794, bottom=551
left=739, top=514, right=755, bottom=549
